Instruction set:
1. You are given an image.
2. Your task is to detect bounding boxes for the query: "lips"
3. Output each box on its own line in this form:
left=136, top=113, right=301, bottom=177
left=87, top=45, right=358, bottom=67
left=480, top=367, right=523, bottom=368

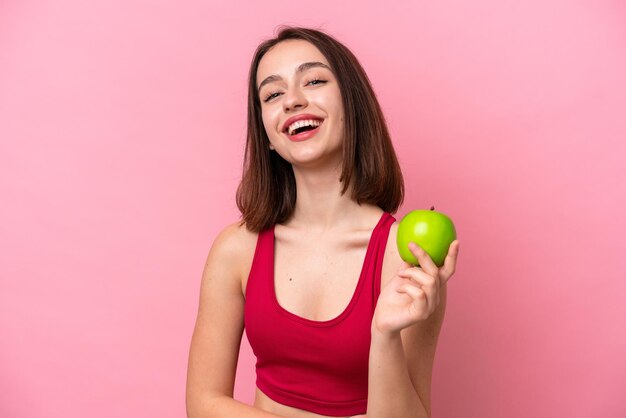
left=286, top=124, right=322, bottom=142
left=282, top=113, right=325, bottom=133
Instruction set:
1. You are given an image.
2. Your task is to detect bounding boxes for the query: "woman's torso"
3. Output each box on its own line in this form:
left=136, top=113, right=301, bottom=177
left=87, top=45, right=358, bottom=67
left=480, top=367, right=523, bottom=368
left=235, top=207, right=400, bottom=418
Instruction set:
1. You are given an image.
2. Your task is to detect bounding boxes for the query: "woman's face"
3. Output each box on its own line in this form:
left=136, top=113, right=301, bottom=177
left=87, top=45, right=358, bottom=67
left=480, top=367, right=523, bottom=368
left=256, top=39, right=345, bottom=169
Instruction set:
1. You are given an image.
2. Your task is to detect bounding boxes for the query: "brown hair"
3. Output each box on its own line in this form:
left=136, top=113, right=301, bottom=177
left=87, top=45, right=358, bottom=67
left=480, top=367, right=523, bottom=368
left=236, top=25, right=404, bottom=232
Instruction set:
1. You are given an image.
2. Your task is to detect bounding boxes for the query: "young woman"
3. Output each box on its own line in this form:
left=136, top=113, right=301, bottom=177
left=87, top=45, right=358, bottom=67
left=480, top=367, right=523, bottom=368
left=186, top=26, right=460, bottom=418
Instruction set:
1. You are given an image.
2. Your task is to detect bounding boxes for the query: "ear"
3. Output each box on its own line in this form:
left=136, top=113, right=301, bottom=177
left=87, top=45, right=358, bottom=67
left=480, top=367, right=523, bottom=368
left=269, top=143, right=275, bottom=150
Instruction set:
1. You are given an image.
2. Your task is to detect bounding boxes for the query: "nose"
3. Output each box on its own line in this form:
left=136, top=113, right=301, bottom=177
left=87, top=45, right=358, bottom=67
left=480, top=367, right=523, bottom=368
left=282, top=84, right=307, bottom=112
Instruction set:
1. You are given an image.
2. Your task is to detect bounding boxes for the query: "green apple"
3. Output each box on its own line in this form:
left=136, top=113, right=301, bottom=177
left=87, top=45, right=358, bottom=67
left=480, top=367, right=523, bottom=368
left=396, top=207, right=457, bottom=267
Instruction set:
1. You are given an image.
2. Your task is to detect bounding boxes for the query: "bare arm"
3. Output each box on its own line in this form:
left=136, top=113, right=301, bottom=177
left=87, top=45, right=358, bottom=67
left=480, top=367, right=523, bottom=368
left=185, top=222, right=289, bottom=418
left=366, top=223, right=457, bottom=418
left=366, top=285, right=447, bottom=418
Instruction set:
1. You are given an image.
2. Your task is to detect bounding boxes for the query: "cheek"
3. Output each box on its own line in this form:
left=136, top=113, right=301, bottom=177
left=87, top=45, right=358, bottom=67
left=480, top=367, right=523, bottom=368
left=328, top=88, right=344, bottom=120
left=261, top=108, right=281, bottom=136
left=333, top=103, right=345, bottom=125
left=261, top=116, right=270, bottom=133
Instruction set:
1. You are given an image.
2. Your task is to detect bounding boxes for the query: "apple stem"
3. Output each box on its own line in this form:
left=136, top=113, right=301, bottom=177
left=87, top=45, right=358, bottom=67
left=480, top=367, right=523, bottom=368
left=430, top=206, right=435, bottom=210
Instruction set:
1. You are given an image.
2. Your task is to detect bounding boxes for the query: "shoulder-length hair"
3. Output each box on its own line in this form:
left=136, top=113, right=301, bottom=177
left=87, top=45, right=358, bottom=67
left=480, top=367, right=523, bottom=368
left=236, top=26, right=404, bottom=232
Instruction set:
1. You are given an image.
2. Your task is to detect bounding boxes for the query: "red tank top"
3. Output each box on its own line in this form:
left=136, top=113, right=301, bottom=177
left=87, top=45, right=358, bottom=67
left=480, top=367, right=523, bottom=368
left=244, top=212, right=396, bottom=417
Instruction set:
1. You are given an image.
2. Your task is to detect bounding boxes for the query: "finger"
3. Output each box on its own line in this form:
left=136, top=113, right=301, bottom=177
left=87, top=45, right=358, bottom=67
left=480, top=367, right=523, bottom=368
left=439, top=240, right=460, bottom=285
left=397, top=272, right=438, bottom=311
left=397, top=282, right=425, bottom=299
left=397, top=282, right=430, bottom=313
left=398, top=266, right=438, bottom=291
left=408, top=242, right=439, bottom=278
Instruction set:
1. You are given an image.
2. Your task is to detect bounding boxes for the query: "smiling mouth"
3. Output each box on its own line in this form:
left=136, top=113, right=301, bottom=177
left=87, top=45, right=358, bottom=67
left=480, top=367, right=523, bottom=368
left=283, top=119, right=323, bottom=133
left=291, top=125, right=316, bottom=135
left=283, top=119, right=324, bottom=135
left=284, top=120, right=324, bottom=141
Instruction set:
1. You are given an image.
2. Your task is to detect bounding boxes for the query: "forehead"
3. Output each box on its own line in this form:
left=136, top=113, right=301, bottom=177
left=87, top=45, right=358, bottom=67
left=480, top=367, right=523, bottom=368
left=256, top=40, right=329, bottom=82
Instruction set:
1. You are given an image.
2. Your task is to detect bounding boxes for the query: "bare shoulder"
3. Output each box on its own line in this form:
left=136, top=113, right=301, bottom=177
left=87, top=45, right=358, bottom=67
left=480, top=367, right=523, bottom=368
left=211, top=220, right=258, bottom=260
left=207, top=220, right=259, bottom=293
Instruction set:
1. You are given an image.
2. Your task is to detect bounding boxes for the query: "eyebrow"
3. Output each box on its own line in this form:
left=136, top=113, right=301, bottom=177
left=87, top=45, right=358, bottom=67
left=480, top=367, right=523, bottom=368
left=257, top=61, right=332, bottom=93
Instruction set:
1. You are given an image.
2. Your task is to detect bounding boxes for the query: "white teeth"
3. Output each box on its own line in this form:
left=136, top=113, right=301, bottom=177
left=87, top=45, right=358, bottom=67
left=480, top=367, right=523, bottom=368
left=287, top=119, right=321, bottom=135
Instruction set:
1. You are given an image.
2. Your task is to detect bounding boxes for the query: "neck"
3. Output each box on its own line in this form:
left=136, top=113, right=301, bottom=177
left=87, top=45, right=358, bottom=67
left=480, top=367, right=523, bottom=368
left=287, top=162, right=380, bottom=232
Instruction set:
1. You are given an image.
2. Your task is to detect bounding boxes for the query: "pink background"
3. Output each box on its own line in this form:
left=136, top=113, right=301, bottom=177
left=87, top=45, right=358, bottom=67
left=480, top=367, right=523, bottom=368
left=1, top=1, right=625, bottom=417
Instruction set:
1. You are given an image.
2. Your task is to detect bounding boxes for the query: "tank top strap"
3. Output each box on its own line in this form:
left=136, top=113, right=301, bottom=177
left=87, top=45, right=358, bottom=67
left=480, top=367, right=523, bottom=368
left=244, top=224, right=274, bottom=303
left=369, top=212, right=397, bottom=303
